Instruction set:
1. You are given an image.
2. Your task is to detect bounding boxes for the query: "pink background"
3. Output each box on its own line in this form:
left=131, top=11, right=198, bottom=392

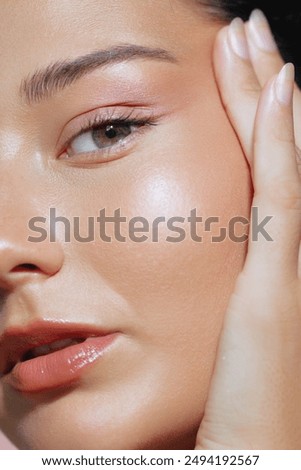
left=0, top=431, right=16, bottom=449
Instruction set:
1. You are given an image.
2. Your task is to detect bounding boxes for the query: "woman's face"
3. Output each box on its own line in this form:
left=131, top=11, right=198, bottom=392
left=0, top=0, right=251, bottom=449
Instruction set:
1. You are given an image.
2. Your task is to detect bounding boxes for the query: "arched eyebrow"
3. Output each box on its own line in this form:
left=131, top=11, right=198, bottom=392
left=19, top=44, right=178, bottom=105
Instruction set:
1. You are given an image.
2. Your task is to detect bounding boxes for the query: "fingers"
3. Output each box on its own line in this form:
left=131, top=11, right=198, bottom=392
left=196, top=16, right=301, bottom=451
left=214, top=9, right=301, bottom=165
left=245, top=63, right=301, bottom=283
left=214, top=10, right=301, bottom=280
left=213, top=19, right=260, bottom=162
left=246, top=9, right=301, bottom=149
left=197, top=65, right=301, bottom=452
left=246, top=10, right=284, bottom=87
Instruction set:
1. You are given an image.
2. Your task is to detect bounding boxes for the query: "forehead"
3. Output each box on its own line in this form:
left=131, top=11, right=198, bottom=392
left=0, top=0, right=220, bottom=109
left=0, top=0, right=207, bottom=61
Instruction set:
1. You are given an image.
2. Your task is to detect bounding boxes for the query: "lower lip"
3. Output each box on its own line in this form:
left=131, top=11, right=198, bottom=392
left=5, top=334, right=118, bottom=393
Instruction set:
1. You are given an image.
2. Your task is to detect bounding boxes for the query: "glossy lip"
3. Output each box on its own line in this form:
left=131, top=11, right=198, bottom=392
left=0, top=321, right=119, bottom=393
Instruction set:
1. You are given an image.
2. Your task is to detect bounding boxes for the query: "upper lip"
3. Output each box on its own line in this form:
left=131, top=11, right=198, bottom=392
left=0, top=320, right=113, bottom=377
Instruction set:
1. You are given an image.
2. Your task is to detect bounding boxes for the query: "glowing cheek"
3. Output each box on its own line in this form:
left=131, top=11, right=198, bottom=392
left=131, top=173, right=188, bottom=219
left=0, top=131, right=23, bottom=160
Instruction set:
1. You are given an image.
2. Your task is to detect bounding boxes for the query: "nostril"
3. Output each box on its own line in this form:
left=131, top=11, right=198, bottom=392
left=11, top=263, right=39, bottom=272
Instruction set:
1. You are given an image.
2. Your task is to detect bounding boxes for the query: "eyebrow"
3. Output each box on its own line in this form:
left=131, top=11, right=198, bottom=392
left=19, top=44, right=178, bottom=105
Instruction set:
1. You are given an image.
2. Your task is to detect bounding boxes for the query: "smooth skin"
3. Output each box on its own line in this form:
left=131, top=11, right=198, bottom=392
left=196, top=11, right=301, bottom=449
left=0, top=0, right=251, bottom=450
left=0, top=1, right=300, bottom=449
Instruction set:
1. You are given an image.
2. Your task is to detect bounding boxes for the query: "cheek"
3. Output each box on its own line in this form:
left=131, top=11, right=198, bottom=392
left=52, top=105, right=252, bottom=447
left=73, top=92, right=252, bottom=379
left=22, top=91, right=251, bottom=450
left=80, top=88, right=252, bottom=327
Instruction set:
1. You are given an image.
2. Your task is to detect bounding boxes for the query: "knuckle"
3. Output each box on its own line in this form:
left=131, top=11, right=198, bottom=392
left=222, top=80, right=261, bottom=111
left=266, top=178, right=301, bottom=210
left=271, top=122, right=294, bottom=144
left=240, top=81, right=262, bottom=97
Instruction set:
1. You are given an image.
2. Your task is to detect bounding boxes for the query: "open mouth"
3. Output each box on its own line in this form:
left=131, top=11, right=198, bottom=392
left=1, top=333, right=118, bottom=392
left=21, top=337, right=87, bottom=362
left=2, top=337, right=89, bottom=375
left=0, top=323, right=119, bottom=392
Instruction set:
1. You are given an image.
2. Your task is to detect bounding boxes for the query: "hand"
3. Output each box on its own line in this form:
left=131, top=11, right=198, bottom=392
left=195, top=10, right=301, bottom=449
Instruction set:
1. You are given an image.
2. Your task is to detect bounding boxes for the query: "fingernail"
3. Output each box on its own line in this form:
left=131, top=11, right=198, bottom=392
left=228, top=17, right=250, bottom=60
left=249, top=9, right=278, bottom=52
left=275, top=63, right=295, bottom=105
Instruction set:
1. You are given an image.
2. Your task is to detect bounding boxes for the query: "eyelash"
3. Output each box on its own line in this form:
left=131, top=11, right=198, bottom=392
left=60, top=108, right=158, bottom=162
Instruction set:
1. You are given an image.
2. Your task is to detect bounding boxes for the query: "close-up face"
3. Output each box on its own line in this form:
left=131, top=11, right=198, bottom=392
left=0, top=0, right=252, bottom=449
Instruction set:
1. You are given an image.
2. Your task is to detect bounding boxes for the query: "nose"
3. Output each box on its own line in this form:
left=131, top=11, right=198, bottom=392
left=0, top=228, right=64, bottom=290
left=0, top=129, right=65, bottom=291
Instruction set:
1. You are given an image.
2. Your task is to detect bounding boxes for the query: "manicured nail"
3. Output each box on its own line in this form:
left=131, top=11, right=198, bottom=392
left=228, top=17, right=250, bottom=60
left=249, top=9, right=278, bottom=52
left=275, top=63, right=295, bottom=105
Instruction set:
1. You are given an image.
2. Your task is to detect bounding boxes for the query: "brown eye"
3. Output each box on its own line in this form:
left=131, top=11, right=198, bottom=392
left=92, top=123, right=133, bottom=148
left=65, top=121, right=142, bottom=157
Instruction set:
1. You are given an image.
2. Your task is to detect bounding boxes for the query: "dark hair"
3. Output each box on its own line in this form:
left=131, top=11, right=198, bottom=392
left=199, top=0, right=301, bottom=85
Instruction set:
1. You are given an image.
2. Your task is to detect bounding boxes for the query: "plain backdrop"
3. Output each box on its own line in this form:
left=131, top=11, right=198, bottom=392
left=0, top=431, right=16, bottom=450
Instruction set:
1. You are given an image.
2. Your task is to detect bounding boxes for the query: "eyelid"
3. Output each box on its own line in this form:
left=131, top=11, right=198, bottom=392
left=56, top=105, right=156, bottom=155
